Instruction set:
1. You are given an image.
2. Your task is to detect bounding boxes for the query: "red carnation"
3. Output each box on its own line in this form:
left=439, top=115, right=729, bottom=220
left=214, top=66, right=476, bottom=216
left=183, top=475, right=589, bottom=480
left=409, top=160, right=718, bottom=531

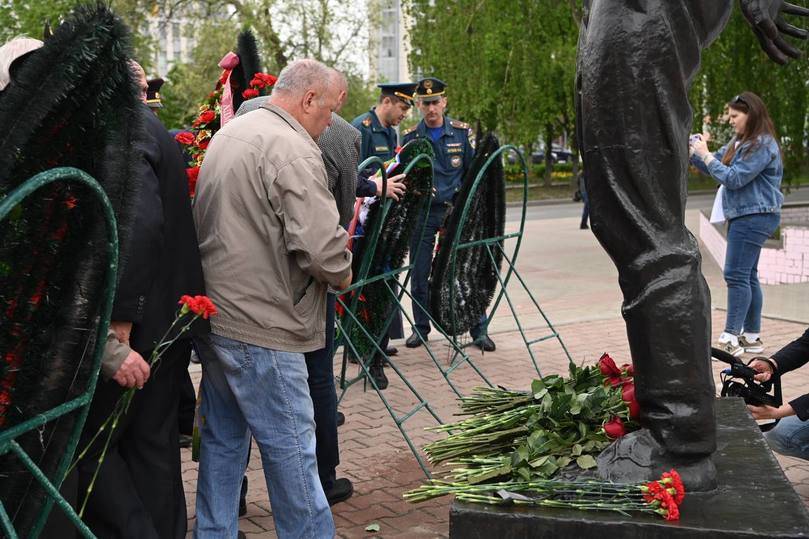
left=242, top=88, right=259, bottom=99
left=598, top=353, right=622, bottom=377
left=186, top=166, right=200, bottom=197
left=179, top=294, right=217, bottom=319
left=662, top=500, right=680, bottom=521
left=258, top=73, right=277, bottom=86
left=621, top=382, right=641, bottom=419
left=604, top=416, right=626, bottom=439
left=661, top=469, right=685, bottom=504
left=175, top=131, right=195, bottom=145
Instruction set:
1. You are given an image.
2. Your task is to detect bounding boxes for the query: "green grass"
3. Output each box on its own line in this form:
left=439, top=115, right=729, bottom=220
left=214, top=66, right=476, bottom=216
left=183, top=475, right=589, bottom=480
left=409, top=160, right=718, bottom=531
left=506, top=176, right=809, bottom=204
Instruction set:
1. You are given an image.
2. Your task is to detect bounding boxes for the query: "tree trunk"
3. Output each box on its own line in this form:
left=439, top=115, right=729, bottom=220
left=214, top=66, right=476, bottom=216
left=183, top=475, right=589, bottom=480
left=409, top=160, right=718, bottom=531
left=543, top=126, right=554, bottom=187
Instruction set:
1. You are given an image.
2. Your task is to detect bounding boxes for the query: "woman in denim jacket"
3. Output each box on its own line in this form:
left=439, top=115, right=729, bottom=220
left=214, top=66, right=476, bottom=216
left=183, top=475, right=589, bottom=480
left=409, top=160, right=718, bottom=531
left=690, top=91, right=783, bottom=357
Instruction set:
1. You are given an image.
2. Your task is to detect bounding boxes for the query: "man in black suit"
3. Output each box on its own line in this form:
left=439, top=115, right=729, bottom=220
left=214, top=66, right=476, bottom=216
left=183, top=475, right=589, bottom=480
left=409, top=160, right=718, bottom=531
left=76, top=61, right=207, bottom=539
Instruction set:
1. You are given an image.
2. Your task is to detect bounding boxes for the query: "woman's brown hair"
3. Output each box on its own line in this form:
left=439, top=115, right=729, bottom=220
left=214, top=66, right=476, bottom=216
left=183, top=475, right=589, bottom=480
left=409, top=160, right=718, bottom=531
left=721, top=91, right=780, bottom=165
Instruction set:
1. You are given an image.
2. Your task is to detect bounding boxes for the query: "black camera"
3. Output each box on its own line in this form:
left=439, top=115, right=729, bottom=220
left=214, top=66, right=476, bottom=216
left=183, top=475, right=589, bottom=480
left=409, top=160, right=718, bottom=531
left=713, top=347, right=782, bottom=431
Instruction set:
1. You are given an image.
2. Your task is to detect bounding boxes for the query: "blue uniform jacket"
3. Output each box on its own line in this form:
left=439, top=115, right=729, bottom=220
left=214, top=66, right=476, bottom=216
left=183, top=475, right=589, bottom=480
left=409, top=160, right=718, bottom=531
left=402, top=116, right=474, bottom=205
left=352, top=108, right=398, bottom=196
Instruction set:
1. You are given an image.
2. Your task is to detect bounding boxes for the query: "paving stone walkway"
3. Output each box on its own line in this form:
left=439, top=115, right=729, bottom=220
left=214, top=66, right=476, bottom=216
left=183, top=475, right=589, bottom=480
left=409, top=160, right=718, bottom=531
left=183, top=311, right=809, bottom=538
left=182, top=208, right=809, bottom=537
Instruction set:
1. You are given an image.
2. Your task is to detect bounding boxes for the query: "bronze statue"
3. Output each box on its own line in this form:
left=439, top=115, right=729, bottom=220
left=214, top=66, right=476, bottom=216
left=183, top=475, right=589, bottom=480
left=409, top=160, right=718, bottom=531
left=576, top=0, right=807, bottom=491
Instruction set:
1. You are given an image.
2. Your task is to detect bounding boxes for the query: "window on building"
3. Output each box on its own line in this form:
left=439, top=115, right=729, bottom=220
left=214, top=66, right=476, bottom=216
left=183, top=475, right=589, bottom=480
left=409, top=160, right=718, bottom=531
left=172, top=22, right=181, bottom=62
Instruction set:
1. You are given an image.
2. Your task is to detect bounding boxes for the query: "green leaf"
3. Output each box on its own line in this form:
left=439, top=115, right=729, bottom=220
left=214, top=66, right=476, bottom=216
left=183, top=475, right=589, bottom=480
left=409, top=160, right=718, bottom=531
left=576, top=454, right=597, bottom=469
left=365, top=523, right=380, bottom=532
left=571, top=443, right=583, bottom=457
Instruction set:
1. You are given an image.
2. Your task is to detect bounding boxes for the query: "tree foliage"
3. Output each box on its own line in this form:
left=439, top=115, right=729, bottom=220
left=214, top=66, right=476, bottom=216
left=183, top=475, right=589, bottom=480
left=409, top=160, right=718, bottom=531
left=406, top=0, right=809, bottom=180
left=692, top=9, right=809, bottom=179
left=405, top=0, right=580, bottom=185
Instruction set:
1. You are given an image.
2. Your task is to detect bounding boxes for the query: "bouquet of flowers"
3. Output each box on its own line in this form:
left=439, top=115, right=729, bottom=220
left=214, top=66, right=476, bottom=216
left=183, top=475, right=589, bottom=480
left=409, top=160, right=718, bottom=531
left=70, top=294, right=216, bottom=515
left=173, top=46, right=276, bottom=198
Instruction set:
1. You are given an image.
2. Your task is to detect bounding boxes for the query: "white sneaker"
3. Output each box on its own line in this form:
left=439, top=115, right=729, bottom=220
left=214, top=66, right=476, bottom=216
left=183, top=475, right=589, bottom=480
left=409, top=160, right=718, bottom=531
left=739, top=336, right=764, bottom=354
left=718, top=340, right=744, bottom=357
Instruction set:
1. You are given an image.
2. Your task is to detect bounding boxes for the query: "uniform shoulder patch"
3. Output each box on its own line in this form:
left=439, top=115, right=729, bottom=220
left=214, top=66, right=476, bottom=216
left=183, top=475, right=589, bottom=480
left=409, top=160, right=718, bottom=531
left=450, top=119, right=469, bottom=130
left=402, top=125, right=417, bottom=136
left=362, top=116, right=372, bottom=127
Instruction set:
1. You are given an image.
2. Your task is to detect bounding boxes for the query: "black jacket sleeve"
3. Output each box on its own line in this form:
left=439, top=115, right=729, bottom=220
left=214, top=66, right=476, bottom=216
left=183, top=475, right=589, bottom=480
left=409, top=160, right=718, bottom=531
left=772, top=327, right=809, bottom=420
left=110, top=113, right=164, bottom=322
left=355, top=172, right=378, bottom=197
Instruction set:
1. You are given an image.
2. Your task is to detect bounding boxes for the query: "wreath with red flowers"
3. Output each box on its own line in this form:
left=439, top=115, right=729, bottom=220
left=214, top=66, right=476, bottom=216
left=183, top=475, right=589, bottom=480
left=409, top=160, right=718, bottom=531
left=174, top=70, right=276, bottom=198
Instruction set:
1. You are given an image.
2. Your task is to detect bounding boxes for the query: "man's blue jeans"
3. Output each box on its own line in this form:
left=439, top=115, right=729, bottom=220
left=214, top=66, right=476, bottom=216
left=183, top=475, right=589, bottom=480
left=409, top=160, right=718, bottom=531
left=194, top=334, right=334, bottom=539
left=766, top=416, right=809, bottom=460
left=724, top=212, right=780, bottom=335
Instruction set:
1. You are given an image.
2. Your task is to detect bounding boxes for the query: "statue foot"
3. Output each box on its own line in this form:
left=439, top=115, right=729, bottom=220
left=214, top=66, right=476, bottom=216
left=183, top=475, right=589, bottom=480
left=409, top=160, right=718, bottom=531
left=597, top=429, right=717, bottom=492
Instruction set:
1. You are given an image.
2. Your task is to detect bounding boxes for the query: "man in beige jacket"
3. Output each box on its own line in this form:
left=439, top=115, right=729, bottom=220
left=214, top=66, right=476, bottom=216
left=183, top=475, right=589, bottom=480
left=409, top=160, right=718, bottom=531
left=192, top=59, right=351, bottom=539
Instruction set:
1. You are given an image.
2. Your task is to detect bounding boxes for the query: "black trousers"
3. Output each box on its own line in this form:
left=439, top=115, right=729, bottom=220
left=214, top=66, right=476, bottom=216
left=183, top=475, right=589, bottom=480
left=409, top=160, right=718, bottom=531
left=577, top=0, right=733, bottom=459
left=305, top=293, right=340, bottom=490
left=77, top=341, right=191, bottom=539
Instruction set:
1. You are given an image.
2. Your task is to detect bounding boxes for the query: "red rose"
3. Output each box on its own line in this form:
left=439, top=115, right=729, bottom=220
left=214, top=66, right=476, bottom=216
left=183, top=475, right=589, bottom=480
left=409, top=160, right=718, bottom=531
left=621, top=382, right=641, bottom=419
left=621, top=363, right=635, bottom=376
left=198, top=110, right=216, bottom=125
left=175, top=131, right=195, bottom=145
left=249, top=76, right=266, bottom=89
left=598, top=353, right=622, bottom=378
left=197, top=138, right=210, bottom=151
left=242, top=88, right=259, bottom=99
left=603, top=416, right=627, bottom=439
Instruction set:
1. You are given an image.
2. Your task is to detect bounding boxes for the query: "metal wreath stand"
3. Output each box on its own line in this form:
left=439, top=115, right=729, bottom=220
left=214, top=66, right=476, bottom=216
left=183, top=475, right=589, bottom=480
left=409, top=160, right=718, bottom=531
left=0, top=167, right=117, bottom=539
left=334, top=146, right=571, bottom=477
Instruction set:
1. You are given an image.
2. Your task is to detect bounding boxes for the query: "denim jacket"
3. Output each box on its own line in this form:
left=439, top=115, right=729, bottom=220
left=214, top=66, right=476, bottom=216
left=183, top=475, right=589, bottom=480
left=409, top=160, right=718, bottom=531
left=691, top=135, right=783, bottom=220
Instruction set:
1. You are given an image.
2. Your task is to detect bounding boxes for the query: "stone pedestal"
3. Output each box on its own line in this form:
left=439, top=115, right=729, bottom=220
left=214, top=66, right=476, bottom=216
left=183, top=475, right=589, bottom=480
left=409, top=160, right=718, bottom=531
left=449, top=398, right=809, bottom=538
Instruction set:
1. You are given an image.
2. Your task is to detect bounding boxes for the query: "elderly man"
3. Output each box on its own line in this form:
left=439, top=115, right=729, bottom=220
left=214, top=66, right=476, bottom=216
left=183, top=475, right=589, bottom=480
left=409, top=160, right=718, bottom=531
left=233, top=69, right=357, bottom=507
left=193, top=59, right=351, bottom=538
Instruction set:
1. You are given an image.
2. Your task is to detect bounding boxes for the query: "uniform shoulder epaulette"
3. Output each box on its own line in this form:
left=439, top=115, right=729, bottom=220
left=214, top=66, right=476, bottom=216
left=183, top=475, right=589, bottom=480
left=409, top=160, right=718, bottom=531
left=450, top=119, right=469, bottom=130
left=361, top=116, right=372, bottom=127
left=402, top=125, right=418, bottom=136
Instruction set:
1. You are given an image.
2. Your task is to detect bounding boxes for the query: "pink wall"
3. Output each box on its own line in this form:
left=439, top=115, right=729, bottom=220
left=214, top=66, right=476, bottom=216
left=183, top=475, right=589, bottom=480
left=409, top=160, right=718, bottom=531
left=699, top=212, right=809, bottom=285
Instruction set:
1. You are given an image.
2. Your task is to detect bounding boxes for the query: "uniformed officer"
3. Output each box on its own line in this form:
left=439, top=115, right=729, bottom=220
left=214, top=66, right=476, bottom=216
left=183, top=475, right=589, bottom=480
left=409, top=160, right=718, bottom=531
left=352, top=82, right=417, bottom=199
left=350, top=82, right=418, bottom=388
left=402, top=77, right=495, bottom=352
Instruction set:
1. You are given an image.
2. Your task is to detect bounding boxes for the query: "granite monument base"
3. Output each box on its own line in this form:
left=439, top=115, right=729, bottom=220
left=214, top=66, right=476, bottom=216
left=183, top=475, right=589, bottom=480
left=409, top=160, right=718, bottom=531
left=449, top=398, right=809, bottom=538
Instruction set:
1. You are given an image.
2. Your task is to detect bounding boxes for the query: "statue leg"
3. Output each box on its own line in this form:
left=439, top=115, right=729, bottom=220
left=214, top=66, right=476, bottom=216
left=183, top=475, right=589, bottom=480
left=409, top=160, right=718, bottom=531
left=577, top=0, right=732, bottom=491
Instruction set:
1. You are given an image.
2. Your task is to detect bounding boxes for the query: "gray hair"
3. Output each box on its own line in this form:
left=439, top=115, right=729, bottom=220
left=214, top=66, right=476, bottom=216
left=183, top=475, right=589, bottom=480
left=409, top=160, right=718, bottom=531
left=272, top=58, right=334, bottom=97
left=0, top=37, right=43, bottom=91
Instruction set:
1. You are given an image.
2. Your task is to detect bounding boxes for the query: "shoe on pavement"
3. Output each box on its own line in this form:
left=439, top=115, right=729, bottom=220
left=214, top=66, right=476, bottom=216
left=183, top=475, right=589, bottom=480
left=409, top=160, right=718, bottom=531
left=405, top=332, right=427, bottom=348
left=326, top=478, right=354, bottom=506
left=474, top=335, right=496, bottom=352
left=336, top=411, right=345, bottom=427
left=739, top=336, right=764, bottom=354
left=385, top=344, right=398, bottom=356
left=718, top=340, right=744, bottom=358
left=239, top=475, right=248, bottom=516
left=368, top=359, right=389, bottom=390
left=179, top=434, right=192, bottom=449
left=580, top=223, right=589, bottom=230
